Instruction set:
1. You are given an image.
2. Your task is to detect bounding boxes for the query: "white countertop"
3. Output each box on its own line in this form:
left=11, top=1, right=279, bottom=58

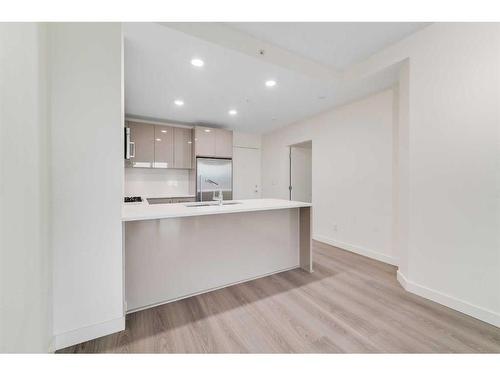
left=153, top=194, right=195, bottom=198
left=124, top=194, right=195, bottom=200
left=122, top=198, right=312, bottom=222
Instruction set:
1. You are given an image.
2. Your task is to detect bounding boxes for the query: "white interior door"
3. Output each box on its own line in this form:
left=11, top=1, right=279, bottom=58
left=233, top=147, right=261, bottom=199
left=290, top=145, right=312, bottom=202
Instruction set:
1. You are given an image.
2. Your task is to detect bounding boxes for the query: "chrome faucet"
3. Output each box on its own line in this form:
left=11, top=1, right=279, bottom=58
left=205, top=178, right=223, bottom=205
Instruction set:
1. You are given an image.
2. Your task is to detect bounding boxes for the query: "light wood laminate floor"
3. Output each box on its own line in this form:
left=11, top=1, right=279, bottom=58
left=59, top=241, right=500, bottom=353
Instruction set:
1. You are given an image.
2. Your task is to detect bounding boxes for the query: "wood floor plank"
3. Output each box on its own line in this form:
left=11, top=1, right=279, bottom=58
left=315, top=250, right=500, bottom=351
left=58, top=241, right=500, bottom=353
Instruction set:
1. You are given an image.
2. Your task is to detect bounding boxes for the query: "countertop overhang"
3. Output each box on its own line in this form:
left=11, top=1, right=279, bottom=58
left=122, top=198, right=312, bottom=222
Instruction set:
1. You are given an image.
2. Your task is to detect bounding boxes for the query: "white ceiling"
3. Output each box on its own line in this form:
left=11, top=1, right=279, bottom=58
left=227, top=22, right=430, bottom=69
left=124, top=23, right=425, bottom=134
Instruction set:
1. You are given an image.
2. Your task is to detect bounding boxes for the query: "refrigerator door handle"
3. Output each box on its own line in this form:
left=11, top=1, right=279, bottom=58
left=199, top=174, right=203, bottom=202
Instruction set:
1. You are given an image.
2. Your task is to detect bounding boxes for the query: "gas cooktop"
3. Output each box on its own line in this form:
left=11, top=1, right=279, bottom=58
left=124, top=196, right=142, bottom=203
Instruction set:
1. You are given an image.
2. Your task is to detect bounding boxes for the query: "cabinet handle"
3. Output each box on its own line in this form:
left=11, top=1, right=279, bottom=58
left=130, top=142, right=135, bottom=158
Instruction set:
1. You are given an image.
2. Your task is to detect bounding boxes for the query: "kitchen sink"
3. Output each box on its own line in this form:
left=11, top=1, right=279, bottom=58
left=185, top=202, right=212, bottom=207
left=147, top=198, right=172, bottom=205
left=185, top=201, right=242, bottom=207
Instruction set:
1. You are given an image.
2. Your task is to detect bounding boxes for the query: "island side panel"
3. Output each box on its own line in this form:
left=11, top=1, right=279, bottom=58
left=124, top=208, right=301, bottom=312
left=299, top=206, right=313, bottom=273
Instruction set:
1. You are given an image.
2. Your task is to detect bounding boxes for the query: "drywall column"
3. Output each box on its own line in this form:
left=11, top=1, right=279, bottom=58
left=0, top=23, right=52, bottom=352
left=330, top=23, right=500, bottom=327
left=49, top=23, right=125, bottom=349
left=393, top=61, right=410, bottom=274
left=401, top=24, right=500, bottom=326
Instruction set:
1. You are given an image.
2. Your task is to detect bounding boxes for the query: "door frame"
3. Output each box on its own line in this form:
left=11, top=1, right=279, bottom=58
left=289, top=140, right=312, bottom=202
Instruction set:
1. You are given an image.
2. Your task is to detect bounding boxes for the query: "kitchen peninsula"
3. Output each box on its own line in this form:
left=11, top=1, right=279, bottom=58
left=122, top=199, right=312, bottom=313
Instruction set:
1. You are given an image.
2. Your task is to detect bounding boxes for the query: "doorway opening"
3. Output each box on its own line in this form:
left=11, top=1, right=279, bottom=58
left=289, top=141, right=312, bottom=202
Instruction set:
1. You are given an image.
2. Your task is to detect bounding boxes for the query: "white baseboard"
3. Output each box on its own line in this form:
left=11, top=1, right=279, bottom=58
left=397, top=270, right=500, bottom=328
left=315, top=235, right=499, bottom=328
left=314, top=235, right=398, bottom=266
left=48, top=336, right=56, bottom=353
left=54, top=316, right=125, bottom=350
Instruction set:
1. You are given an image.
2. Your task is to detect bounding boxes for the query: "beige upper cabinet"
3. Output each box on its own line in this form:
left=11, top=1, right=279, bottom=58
left=194, top=126, right=216, bottom=157
left=215, top=129, right=233, bottom=158
left=126, top=120, right=194, bottom=169
left=194, top=126, right=233, bottom=158
left=174, top=127, right=193, bottom=169
left=128, top=121, right=154, bottom=167
left=153, top=125, right=174, bottom=168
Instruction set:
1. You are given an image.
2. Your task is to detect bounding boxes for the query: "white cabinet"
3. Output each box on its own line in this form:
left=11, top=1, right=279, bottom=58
left=233, top=146, right=261, bottom=199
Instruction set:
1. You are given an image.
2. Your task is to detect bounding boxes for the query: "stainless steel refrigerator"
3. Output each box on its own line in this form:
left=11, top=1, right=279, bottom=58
left=196, top=157, right=233, bottom=202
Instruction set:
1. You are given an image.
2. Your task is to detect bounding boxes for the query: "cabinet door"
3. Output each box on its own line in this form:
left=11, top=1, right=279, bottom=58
left=233, top=146, right=261, bottom=199
left=215, top=129, right=233, bottom=158
left=154, top=125, right=174, bottom=168
left=174, top=127, right=193, bottom=169
left=194, top=126, right=216, bottom=157
left=128, top=122, right=154, bottom=168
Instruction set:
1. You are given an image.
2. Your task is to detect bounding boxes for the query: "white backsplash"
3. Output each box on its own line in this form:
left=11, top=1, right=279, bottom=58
left=124, top=168, right=194, bottom=197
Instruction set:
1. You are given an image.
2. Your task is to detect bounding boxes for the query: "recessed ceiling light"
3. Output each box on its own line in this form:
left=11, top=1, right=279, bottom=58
left=191, top=58, right=204, bottom=67
left=228, top=109, right=238, bottom=116
left=161, top=130, right=167, bottom=133
left=187, top=141, right=192, bottom=144
left=174, top=99, right=184, bottom=106
left=265, top=80, right=277, bottom=87
left=155, top=138, right=161, bottom=142
left=204, top=129, right=211, bottom=133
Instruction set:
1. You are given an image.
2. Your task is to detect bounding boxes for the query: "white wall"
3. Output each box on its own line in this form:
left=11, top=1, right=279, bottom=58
left=262, top=90, right=395, bottom=265
left=233, top=131, right=261, bottom=149
left=49, top=23, right=125, bottom=349
left=343, top=23, right=500, bottom=327
left=406, top=23, right=499, bottom=325
left=0, top=23, right=52, bottom=353
left=290, top=144, right=312, bottom=203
